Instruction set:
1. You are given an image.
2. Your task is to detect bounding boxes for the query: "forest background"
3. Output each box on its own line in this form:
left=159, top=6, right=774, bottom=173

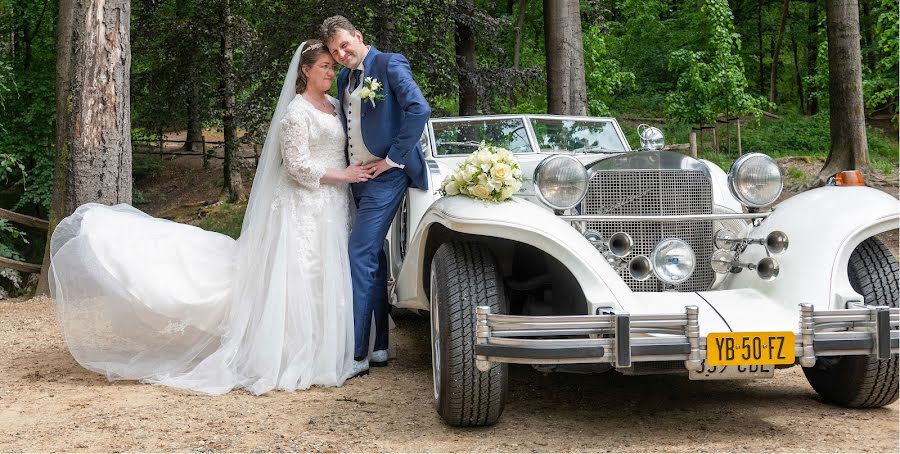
left=0, top=0, right=897, bottom=296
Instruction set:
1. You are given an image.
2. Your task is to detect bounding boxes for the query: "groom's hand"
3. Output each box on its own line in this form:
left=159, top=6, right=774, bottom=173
left=362, top=159, right=392, bottom=179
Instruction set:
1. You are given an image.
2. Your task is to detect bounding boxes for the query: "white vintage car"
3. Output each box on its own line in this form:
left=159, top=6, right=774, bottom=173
left=384, top=115, right=899, bottom=427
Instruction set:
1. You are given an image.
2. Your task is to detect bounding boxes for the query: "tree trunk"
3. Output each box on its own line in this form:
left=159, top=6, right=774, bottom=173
left=374, top=11, right=396, bottom=52
left=177, top=0, right=201, bottom=153
left=220, top=0, right=244, bottom=202
left=567, top=1, right=587, bottom=116
left=790, top=22, right=805, bottom=113
left=806, top=0, right=820, bottom=114
left=512, top=0, right=528, bottom=67
left=545, top=0, right=585, bottom=115
left=818, top=0, right=870, bottom=179
left=860, top=0, right=875, bottom=70
left=38, top=0, right=133, bottom=294
left=757, top=1, right=765, bottom=94
left=455, top=0, right=478, bottom=115
left=769, top=0, right=791, bottom=103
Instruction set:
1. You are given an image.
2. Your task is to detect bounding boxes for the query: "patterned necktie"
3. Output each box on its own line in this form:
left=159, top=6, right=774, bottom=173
left=349, top=69, right=362, bottom=92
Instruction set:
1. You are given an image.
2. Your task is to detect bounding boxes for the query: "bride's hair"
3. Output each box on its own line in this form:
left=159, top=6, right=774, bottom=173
left=295, top=39, right=330, bottom=94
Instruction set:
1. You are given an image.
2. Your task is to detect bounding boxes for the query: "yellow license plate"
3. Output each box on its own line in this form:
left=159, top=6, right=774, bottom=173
left=706, top=332, right=795, bottom=366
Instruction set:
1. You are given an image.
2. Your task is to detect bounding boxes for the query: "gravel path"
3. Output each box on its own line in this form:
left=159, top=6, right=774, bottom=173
left=1, top=297, right=897, bottom=452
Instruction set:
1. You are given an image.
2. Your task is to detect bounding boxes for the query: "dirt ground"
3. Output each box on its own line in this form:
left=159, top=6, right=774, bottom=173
left=1, top=297, right=898, bottom=453
left=1, top=151, right=898, bottom=452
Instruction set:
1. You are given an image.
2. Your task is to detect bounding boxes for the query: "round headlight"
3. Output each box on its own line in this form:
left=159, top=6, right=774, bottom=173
left=651, top=239, right=696, bottom=284
left=727, top=153, right=783, bottom=208
left=534, top=155, right=589, bottom=210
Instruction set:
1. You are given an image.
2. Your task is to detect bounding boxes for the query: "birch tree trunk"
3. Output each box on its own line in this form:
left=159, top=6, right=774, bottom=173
left=38, top=0, right=132, bottom=294
left=818, top=0, right=871, bottom=179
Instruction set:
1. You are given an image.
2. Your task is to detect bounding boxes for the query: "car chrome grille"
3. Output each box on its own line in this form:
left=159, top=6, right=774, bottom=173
left=583, top=169, right=714, bottom=292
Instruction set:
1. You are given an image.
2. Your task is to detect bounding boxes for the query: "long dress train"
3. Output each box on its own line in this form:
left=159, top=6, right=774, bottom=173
left=49, top=92, right=355, bottom=395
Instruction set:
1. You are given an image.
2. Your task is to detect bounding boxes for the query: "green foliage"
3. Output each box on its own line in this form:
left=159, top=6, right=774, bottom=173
left=730, top=114, right=898, bottom=173
left=583, top=24, right=634, bottom=115
left=198, top=202, right=247, bottom=239
left=132, top=155, right=165, bottom=180
left=864, top=0, right=899, bottom=114
left=0, top=219, right=27, bottom=261
left=664, top=0, right=762, bottom=124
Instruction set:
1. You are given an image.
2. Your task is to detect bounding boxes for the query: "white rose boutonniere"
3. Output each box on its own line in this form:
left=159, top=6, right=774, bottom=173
left=438, top=142, right=523, bottom=202
left=361, top=77, right=384, bottom=107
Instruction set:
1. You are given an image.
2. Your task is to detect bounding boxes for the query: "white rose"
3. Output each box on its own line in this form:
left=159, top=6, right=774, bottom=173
left=500, top=185, right=517, bottom=200
left=359, top=87, right=372, bottom=99
left=476, top=149, right=493, bottom=165
left=444, top=180, right=460, bottom=196
left=512, top=167, right=523, bottom=179
left=495, top=148, right=512, bottom=161
left=371, top=81, right=381, bottom=91
left=471, top=184, right=492, bottom=199
left=460, top=164, right=476, bottom=181
left=491, top=162, right=511, bottom=180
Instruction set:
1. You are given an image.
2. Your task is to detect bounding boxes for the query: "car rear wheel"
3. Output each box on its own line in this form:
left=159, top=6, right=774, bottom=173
left=430, top=241, right=508, bottom=426
left=803, top=237, right=899, bottom=408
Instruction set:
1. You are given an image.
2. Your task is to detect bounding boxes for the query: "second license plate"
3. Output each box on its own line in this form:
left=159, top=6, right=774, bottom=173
left=706, top=331, right=795, bottom=366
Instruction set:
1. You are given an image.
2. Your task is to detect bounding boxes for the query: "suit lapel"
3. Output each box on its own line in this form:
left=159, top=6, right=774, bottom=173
left=360, top=46, right=380, bottom=117
left=337, top=68, right=348, bottom=130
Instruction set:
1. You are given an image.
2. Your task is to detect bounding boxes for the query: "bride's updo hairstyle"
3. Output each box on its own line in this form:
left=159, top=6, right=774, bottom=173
left=295, top=39, right=330, bottom=94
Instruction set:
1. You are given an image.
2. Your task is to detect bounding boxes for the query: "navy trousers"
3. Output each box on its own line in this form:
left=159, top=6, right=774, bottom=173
left=349, top=168, right=409, bottom=360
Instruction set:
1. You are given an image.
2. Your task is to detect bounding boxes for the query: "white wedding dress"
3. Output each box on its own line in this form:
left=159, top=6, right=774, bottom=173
left=49, top=44, right=355, bottom=395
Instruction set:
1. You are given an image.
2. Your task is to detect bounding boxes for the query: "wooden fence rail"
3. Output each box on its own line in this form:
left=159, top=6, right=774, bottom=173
left=132, top=136, right=261, bottom=164
left=0, top=208, right=48, bottom=274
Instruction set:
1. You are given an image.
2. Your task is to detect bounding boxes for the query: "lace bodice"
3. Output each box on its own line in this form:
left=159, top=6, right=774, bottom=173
left=272, top=94, right=352, bottom=256
left=278, top=95, right=347, bottom=189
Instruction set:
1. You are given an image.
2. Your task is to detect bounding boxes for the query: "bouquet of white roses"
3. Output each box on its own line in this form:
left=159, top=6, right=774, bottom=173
left=439, top=142, right=523, bottom=202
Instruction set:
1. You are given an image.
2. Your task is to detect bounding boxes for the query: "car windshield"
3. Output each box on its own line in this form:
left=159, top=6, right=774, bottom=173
left=432, top=118, right=534, bottom=156
left=530, top=118, right=628, bottom=153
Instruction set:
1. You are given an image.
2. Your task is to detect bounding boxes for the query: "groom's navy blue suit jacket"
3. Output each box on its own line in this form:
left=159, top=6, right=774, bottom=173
left=336, top=46, right=431, bottom=190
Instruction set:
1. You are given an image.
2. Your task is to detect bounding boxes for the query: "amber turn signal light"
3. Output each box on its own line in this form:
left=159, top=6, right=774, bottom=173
left=833, top=170, right=865, bottom=186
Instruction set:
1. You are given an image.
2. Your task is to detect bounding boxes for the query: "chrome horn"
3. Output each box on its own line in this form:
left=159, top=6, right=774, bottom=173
left=628, top=256, right=653, bottom=281
left=756, top=257, right=780, bottom=281
left=765, top=231, right=789, bottom=255
left=608, top=232, right=634, bottom=258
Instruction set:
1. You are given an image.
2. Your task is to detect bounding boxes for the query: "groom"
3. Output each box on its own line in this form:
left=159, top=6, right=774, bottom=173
left=321, top=16, right=431, bottom=377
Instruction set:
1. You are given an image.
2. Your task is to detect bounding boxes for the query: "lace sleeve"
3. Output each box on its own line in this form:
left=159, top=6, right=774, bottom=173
left=279, top=112, right=326, bottom=189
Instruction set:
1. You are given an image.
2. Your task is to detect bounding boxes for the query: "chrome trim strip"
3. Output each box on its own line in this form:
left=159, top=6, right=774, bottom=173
left=561, top=212, right=771, bottom=222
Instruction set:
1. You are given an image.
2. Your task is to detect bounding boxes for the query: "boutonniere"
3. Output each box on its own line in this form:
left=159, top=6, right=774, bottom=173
left=359, top=77, right=384, bottom=107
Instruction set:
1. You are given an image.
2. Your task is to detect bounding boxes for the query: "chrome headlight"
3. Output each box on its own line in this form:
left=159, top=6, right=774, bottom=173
left=727, top=153, right=783, bottom=208
left=534, top=155, right=589, bottom=210
left=651, top=239, right=695, bottom=284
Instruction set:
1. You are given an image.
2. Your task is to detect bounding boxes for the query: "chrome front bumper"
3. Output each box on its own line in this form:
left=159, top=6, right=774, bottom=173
left=473, top=304, right=900, bottom=372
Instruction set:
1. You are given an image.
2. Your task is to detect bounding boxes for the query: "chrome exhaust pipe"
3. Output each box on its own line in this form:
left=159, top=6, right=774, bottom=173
left=757, top=257, right=780, bottom=281
left=765, top=231, right=789, bottom=255
left=628, top=255, right=653, bottom=281
left=608, top=232, right=633, bottom=258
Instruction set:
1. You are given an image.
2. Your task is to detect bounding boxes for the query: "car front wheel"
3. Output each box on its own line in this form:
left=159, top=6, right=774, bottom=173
left=803, top=237, right=899, bottom=408
left=430, top=241, right=508, bottom=426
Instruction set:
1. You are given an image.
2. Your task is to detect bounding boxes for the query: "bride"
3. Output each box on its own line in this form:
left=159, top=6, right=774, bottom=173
left=48, top=40, right=372, bottom=395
